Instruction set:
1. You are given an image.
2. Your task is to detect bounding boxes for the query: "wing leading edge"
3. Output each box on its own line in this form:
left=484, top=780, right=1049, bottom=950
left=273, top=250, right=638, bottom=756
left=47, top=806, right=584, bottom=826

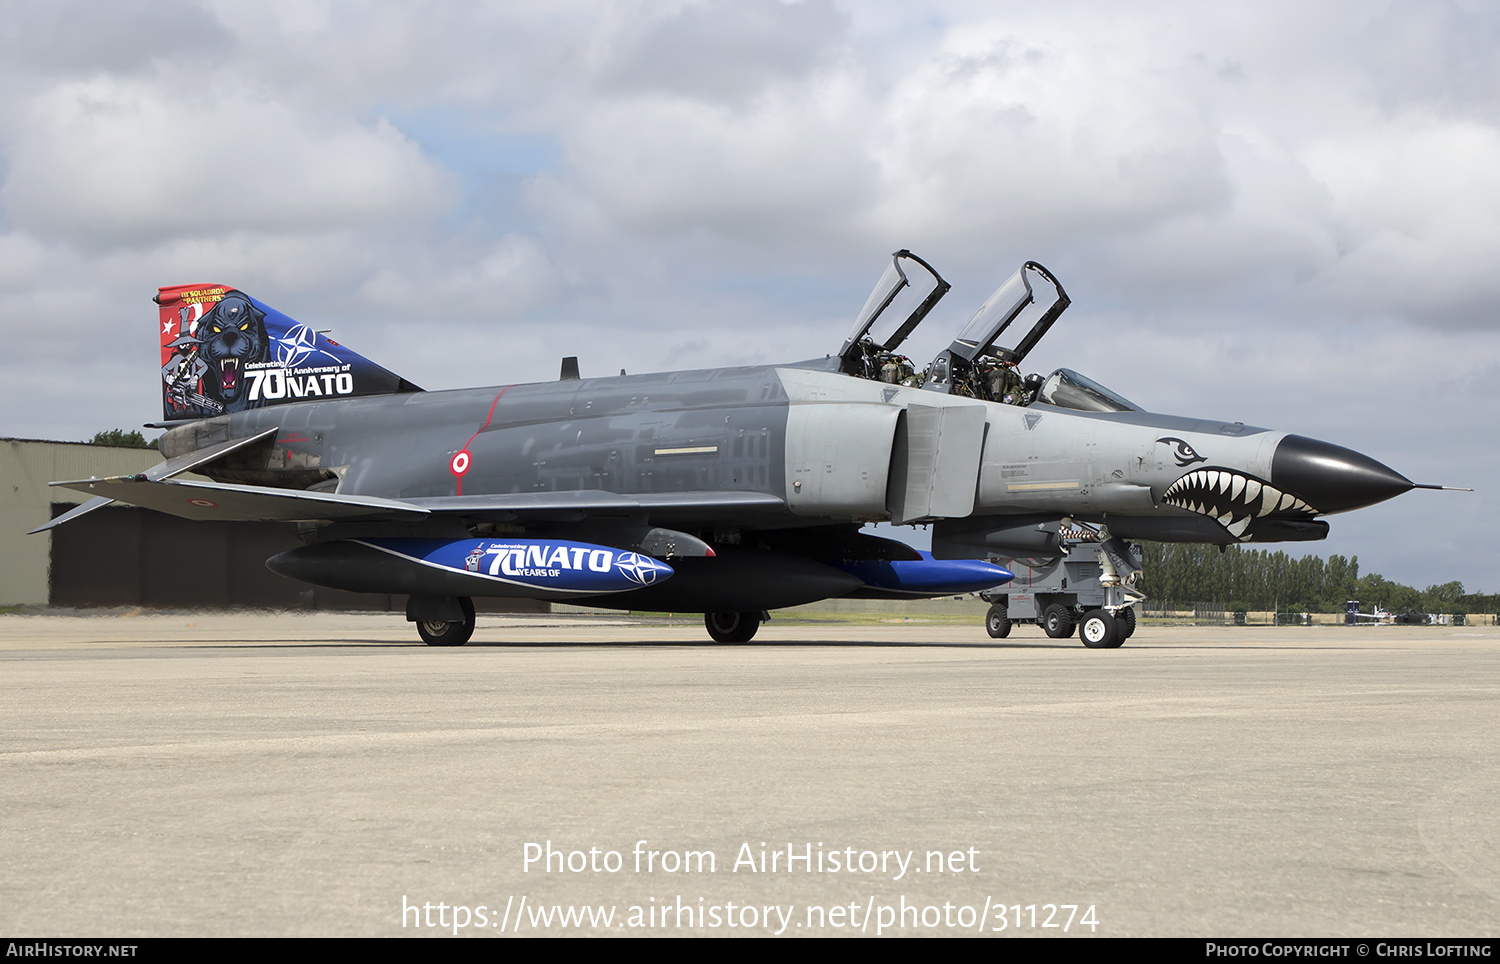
left=46, top=475, right=787, bottom=525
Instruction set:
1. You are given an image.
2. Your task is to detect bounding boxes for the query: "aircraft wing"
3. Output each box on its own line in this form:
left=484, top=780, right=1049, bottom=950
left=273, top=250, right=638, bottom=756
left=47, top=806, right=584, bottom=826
left=401, top=490, right=787, bottom=524
left=44, top=422, right=788, bottom=527
left=46, top=475, right=786, bottom=525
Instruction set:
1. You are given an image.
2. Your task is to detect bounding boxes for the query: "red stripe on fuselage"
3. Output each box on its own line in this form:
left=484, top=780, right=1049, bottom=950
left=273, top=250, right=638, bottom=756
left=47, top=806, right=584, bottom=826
left=452, top=386, right=511, bottom=496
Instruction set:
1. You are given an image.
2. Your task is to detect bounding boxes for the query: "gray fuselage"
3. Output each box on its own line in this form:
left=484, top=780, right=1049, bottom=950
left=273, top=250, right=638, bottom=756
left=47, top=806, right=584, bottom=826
left=159, top=356, right=1318, bottom=546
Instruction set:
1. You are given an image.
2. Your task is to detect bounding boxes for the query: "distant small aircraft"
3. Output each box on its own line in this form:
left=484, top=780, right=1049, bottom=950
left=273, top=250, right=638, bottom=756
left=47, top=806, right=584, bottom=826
left=1347, top=605, right=1393, bottom=624
left=38, top=251, right=1457, bottom=646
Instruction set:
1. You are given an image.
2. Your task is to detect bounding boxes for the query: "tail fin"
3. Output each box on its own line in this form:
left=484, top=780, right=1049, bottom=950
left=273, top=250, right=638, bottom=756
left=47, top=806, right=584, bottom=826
left=156, top=284, right=421, bottom=421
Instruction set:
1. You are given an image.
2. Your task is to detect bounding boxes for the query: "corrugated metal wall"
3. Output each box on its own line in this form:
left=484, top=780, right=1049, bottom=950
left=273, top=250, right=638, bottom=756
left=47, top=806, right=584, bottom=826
left=45, top=504, right=543, bottom=612
left=1, top=439, right=161, bottom=605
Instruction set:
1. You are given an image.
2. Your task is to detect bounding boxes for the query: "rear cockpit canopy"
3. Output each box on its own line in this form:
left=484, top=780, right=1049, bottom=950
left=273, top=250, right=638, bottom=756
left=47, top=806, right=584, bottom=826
left=944, top=261, right=1070, bottom=366
left=918, top=261, right=1072, bottom=404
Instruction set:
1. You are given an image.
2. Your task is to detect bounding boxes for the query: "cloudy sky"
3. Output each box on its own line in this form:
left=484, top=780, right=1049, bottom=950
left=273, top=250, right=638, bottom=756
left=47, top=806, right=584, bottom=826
left=1, top=0, right=1495, bottom=592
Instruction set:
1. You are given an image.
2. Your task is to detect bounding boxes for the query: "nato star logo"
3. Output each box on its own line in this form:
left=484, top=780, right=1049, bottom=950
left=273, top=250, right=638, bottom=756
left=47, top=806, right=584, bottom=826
left=615, top=552, right=671, bottom=586
left=275, top=323, right=338, bottom=368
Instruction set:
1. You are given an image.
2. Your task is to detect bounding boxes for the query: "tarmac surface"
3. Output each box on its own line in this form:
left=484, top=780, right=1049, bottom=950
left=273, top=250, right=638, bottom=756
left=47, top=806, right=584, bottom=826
left=1, top=610, right=1496, bottom=938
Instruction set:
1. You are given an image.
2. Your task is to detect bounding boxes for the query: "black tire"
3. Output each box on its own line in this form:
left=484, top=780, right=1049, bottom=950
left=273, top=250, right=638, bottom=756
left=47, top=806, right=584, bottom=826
left=1117, top=606, right=1137, bottom=640
left=705, top=611, right=760, bottom=643
left=418, top=596, right=475, bottom=646
left=986, top=604, right=1011, bottom=639
left=1080, top=609, right=1119, bottom=649
left=1042, top=604, right=1075, bottom=639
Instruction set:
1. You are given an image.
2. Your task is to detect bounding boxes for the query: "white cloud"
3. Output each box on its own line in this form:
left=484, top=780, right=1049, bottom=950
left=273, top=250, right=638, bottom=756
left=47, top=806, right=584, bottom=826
left=0, top=77, right=458, bottom=247
left=354, top=234, right=565, bottom=321
left=1301, top=119, right=1500, bottom=327
left=588, top=0, right=848, bottom=104
left=540, top=77, right=877, bottom=246
left=865, top=21, right=1233, bottom=252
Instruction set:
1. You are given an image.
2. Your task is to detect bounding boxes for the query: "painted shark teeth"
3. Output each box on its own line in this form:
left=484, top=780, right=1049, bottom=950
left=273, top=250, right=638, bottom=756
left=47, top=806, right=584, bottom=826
left=1162, top=467, right=1317, bottom=541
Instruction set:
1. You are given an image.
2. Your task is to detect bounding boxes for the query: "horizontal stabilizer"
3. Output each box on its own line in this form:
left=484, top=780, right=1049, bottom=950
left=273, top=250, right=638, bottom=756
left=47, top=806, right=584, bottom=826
left=49, top=477, right=429, bottom=523
left=144, top=427, right=280, bottom=481
left=32, top=429, right=283, bottom=533
left=28, top=496, right=115, bottom=535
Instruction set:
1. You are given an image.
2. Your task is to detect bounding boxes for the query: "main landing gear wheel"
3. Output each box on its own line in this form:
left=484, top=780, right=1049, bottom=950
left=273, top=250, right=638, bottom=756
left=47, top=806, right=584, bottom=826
left=986, top=604, right=1012, bottom=639
left=1117, top=606, right=1137, bottom=641
left=1080, top=609, right=1121, bottom=649
left=1042, top=604, right=1075, bottom=639
left=705, top=611, right=761, bottom=643
left=418, top=597, right=476, bottom=646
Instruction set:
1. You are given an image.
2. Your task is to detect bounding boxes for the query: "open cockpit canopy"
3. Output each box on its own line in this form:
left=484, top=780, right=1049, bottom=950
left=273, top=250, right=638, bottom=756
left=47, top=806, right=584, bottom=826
left=838, top=250, right=950, bottom=378
left=947, top=261, right=1070, bottom=365
left=915, top=260, right=1072, bottom=404
left=838, top=254, right=1105, bottom=409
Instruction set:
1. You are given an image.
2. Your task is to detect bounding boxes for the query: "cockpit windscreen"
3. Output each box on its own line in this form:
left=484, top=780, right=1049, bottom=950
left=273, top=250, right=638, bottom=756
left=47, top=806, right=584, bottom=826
left=1036, top=369, right=1142, bottom=413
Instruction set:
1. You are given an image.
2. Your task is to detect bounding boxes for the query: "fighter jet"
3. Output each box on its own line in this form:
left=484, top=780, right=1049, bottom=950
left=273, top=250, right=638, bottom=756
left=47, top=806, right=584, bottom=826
left=37, top=252, right=1444, bottom=647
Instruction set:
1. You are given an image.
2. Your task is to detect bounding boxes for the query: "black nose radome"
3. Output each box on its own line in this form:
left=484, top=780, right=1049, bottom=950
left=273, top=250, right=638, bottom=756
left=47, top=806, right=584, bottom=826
left=1271, top=435, right=1413, bottom=514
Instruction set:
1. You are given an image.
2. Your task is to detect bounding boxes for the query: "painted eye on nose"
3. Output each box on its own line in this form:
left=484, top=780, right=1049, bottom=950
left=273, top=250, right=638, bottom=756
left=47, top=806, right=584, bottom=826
left=1156, top=436, right=1206, bottom=467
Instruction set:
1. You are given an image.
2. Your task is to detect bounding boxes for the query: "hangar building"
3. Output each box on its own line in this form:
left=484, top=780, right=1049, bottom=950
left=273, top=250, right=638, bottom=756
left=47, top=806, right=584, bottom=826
left=1, top=437, right=542, bottom=613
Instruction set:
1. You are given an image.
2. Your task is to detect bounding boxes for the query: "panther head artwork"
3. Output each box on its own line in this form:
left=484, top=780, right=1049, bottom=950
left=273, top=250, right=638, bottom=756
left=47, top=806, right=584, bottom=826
left=195, top=291, right=269, bottom=410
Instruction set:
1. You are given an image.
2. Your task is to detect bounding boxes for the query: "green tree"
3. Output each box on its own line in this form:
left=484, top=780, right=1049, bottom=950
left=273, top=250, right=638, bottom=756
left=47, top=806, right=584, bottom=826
left=88, top=429, right=155, bottom=449
left=1422, top=581, right=1466, bottom=613
left=1136, top=541, right=1476, bottom=615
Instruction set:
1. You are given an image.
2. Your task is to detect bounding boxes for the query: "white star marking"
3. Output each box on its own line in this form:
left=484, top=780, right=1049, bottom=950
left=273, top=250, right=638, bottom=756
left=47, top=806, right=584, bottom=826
left=615, top=552, right=671, bottom=586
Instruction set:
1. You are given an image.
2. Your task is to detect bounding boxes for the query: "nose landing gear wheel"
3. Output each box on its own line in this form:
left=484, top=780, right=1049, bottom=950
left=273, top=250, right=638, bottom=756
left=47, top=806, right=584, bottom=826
left=418, top=597, right=476, bottom=646
left=1117, top=605, right=1137, bottom=640
left=1080, top=609, right=1121, bottom=649
left=705, top=611, right=761, bottom=643
left=986, top=604, right=1011, bottom=639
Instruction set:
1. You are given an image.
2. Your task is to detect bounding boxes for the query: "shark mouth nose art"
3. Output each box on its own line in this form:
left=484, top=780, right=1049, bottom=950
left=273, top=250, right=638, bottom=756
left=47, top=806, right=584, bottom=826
left=1163, top=468, right=1316, bottom=540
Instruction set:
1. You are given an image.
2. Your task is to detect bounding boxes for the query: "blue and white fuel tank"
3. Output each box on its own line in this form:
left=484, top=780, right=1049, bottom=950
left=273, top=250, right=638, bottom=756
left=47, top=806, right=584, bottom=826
left=267, top=537, right=674, bottom=600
